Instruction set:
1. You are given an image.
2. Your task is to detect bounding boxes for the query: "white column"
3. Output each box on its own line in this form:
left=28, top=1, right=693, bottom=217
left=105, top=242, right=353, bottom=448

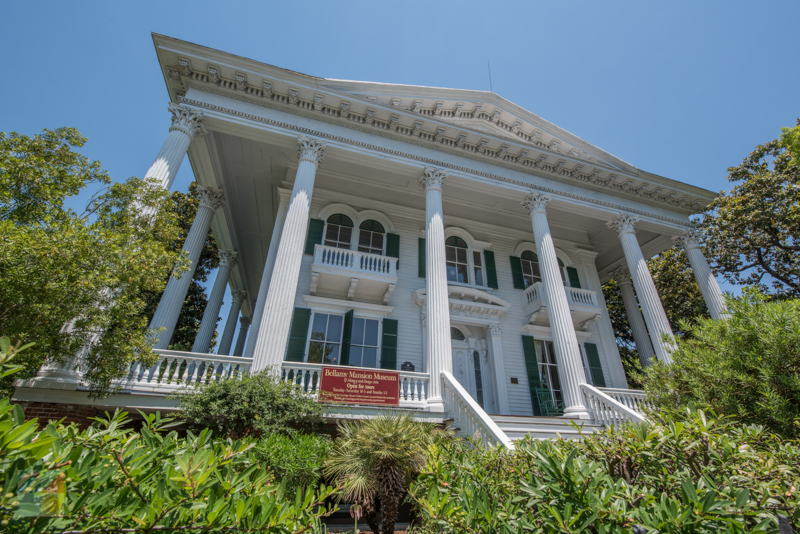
left=244, top=188, right=291, bottom=359
left=610, top=266, right=656, bottom=369
left=149, top=186, right=224, bottom=349
left=251, top=136, right=326, bottom=372
left=217, top=290, right=246, bottom=355
left=577, top=251, right=628, bottom=388
left=523, top=191, right=591, bottom=419
left=487, top=325, right=510, bottom=415
left=419, top=167, right=453, bottom=411
left=675, top=229, right=728, bottom=320
left=233, top=317, right=251, bottom=357
left=608, top=214, right=675, bottom=364
left=192, top=251, right=238, bottom=354
left=145, top=104, right=207, bottom=190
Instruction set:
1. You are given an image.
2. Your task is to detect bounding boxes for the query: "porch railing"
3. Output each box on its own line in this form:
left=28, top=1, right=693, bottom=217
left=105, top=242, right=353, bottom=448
left=442, top=371, right=515, bottom=449
left=522, top=282, right=598, bottom=307
left=581, top=384, right=646, bottom=427
left=280, top=362, right=429, bottom=406
left=596, top=387, right=653, bottom=414
left=313, top=244, right=398, bottom=277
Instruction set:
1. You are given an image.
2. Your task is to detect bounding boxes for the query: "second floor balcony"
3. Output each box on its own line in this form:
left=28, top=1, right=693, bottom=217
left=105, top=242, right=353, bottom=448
left=522, top=282, right=602, bottom=330
left=310, top=244, right=399, bottom=303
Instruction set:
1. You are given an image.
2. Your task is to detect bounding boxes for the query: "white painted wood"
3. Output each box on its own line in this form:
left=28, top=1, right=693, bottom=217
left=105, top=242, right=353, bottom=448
left=581, top=383, right=646, bottom=426
left=145, top=104, right=206, bottom=190
left=596, top=386, right=653, bottom=414
left=217, top=290, right=245, bottom=355
left=441, top=371, right=514, bottom=448
left=675, top=229, right=728, bottom=320
left=610, top=266, right=656, bottom=368
left=192, top=250, right=237, bottom=354
left=232, top=317, right=251, bottom=357
left=487, top=325, right=510, bottom=414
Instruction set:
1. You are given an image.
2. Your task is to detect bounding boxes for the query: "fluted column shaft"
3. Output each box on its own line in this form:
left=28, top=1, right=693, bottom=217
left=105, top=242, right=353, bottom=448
left=251, top=136, right=326, bottom=372
left=149, top=186, right=223, bottom=349
left=244, top=188, right=291, bottom=359
left=218, top=290, right=245, bottom=355
left=420, top=167, right=453, bottom=410
left=524, top=192, right=591, bottom=419
left=233, top=317, right=251, bottom=357
left=146, top=104, right=207, bottom=190
left=612, top=268, right=656, bottom=368
left=192, top=251, right=237, bottom=353
left=609, top=214, right=675, bottom=364
left=676, top=229, right=727, bottom=320
left=487, top=326, right=510, bottom=415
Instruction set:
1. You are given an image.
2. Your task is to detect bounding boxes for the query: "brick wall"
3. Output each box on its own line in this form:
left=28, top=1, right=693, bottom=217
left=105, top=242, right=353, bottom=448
left=15, top=402, right=97, bottom=429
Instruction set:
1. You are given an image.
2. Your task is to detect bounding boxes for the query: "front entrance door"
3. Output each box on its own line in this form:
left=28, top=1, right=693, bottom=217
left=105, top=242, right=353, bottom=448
left=450, top=327, right=492, bottom=412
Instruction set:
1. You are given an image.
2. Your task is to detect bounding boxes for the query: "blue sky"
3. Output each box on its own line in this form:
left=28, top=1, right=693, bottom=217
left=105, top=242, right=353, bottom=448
left=2, top=1, right=797, bottom=350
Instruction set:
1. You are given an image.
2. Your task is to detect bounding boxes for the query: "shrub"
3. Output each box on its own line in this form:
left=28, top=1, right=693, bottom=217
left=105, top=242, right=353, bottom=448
left=175, top=370, right=325, bottom=437
left=253, top=432, right=332, bottom=498
left=643, top=292, right=800, bottom=438
left=410, top=409, right=800, bottom=533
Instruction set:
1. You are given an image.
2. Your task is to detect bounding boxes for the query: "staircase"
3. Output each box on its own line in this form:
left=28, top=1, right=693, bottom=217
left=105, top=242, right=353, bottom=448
left=490, top=414, right=604, bottom=441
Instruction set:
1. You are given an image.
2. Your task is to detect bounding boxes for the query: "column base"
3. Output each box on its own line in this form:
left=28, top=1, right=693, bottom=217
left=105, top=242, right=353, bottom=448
left=426, top=398, right=446, bottom=413
left=562, top=405, right=593, bottom=420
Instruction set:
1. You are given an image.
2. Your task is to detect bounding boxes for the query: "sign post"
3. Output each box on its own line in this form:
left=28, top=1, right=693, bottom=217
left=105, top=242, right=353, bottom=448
left=318, top=366, right=400, bottom=406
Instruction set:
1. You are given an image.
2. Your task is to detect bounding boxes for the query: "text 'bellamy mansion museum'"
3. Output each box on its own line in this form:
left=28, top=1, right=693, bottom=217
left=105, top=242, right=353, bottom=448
left=14, top=35, right=726, bottom=443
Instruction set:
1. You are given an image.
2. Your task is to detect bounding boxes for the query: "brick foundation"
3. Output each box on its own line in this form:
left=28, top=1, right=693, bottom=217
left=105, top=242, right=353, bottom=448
left=15, top=402, right=98, bottom=429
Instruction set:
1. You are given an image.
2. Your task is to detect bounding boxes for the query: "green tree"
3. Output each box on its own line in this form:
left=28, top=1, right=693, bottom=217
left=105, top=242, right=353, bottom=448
left=699, top=121, right=800, bottom=297
left=140, top=182, right=219, bottom=351
left=0, top=128, right=184, bottom=397
left=325, top=412, right=448, bottom=534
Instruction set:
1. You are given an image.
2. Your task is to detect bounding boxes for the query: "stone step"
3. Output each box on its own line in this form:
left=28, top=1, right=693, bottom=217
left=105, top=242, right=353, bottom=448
left=490, top=414, right=604, bottom=441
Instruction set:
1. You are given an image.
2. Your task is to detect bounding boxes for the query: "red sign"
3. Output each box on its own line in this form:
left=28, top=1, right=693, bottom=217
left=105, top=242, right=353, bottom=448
left=318, top=366, right=400, bottom=406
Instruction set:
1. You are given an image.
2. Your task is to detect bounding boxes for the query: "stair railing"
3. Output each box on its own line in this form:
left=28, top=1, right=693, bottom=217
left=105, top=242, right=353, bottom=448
left=581, top=383, right=647, bottom=427
left=441, top=371, right=515, bottom=449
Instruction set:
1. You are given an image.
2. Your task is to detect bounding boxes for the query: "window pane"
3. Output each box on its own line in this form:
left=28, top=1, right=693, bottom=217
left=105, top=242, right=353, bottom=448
left=446, top=246, right=456, bottom=262
left=325, top=225, right=339, bottom=241
left=474, top=267, right=483, bottom=287
left=532, top=263, right=541, bottom=280
left=340, top=227, right=352, bottom=243
left=371, top=233, right=383, bottom=249
left=522, top=261, right=533, bottom=276
left=349, top=346, right=362, bottom=367
left=548, top=365, right=561, bottom=390
left=362, top=347, right=377, bottom=368
left=359, top=232, right=371, bottom=248
left=456, top=248, right=467, bottom=263
left=327, top=315, right=343, bottom=343
left=473, top=251, right=482, bottom=267
left=364, top=319, right=379, bottom=346
left=325, top=344, right=340, bottom=365
left=308, top=342, right=325, bottom=363
left=534, top=340, right=545, bottom=364
left=446, top=265, right=458, bottom=282
left=311, top=314, right=328, bottom=341
left=456, top=263, right=469, bottom=283
left=545, top=341, right=557, bottom=364
left=351, top=318, right=365, bottom=345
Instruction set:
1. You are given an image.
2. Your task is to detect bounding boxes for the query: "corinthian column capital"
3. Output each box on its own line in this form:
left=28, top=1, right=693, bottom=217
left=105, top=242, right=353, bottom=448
left=419, top=166, right=448, bottom=192
left=239, top=316, right=252, bottom=327
left=196, top=185, right=225, bottom=211
left=168, top=103, right=207, bottom=138
left=230, top=289, right=247, bottom=304
left=218, top=250, right=239, bottom=268
left=609, top=266, right=631, bottom=285
left=607, top=213, right=639, bottom=236
left=673, top=227, right=703, bottom=251
left=297, top=135, right=326, bottom=166
left=521, top=190, right=552, bottom=216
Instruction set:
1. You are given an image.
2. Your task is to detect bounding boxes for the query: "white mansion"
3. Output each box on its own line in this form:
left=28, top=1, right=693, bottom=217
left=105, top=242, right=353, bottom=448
left=15, top=35, right=725, bottom=444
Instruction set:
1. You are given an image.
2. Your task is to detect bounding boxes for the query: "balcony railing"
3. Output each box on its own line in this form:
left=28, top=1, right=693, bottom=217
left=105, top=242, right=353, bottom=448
left=523, top=282, right=598, bottom=308
left=313, top=245, right=397, bottom=277
left=522, top=282, right=600, bottom=328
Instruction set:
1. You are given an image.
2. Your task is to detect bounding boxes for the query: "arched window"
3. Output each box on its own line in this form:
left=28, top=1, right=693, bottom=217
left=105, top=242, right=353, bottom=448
left=358, top=220, right=385, bottom=255
left=520, top=250, right=541, bottom=288
left=450, top=327, right=466, bottom=341
left=324, top=214, right=353, bottom=250
left=445, top=236, right=470, bottom=284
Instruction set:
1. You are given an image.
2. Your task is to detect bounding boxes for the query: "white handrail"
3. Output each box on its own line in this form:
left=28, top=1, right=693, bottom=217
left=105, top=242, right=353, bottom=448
left=441, top=371, right=514, bottom=449
left=596, top=387, right=653, bottom=414
left=523, top=282, right=598, bottom=308
left=581, top=383, right=646, bottom=427
left=313, top=244, right=398, bottom=277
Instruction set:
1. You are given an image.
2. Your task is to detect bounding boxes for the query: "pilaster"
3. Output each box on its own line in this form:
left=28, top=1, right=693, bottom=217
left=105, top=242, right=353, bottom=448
left=487, top=325, right=510, bottom=415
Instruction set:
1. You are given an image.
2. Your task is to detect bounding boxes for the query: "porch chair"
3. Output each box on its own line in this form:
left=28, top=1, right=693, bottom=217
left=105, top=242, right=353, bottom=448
left=535, top=387, right=565, bottom=417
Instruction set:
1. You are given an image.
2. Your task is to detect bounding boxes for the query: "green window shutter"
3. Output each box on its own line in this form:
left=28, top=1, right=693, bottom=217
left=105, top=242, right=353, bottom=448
left=285, top=307, right=312, bottom=362
left=418, top=238, right=426, bottom=278
left=340, top=310, right=354, bottom=366
left=304, top=218, right=325, bottom=256
left=483, top=250, right=499, bottom=289
left=386, top=233, right=400, bottom=268
left=522, top=335, right=544, bottom=416
left=380, top=318, right=398, bottom=370
left=509, top=256, right=525, bottom=290
left=566, top=266, right=581, bottom=288
left=584, top=343, right=606, bottom=387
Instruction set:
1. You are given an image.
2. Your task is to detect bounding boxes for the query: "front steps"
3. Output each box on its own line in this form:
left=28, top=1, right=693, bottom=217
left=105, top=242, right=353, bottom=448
left=490, top=414, right=604, bottom=441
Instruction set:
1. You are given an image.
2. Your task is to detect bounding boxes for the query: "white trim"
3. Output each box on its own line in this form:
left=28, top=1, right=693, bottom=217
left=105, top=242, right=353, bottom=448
left=302, top=295, right=394, bottom=319
left=444, top=227, right=491, bottom=250
left=317, top=203, right=359, bottom=225
left=356, top=209, right=396, bottom=233
left=523, top=324, right=593, bottom=341
left=513, top=241, right=574, bottom=267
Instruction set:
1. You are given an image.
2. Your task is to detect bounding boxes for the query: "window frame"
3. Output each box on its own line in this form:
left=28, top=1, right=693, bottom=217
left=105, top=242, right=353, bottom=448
left=515, top=244, right=574, bottom=288
left=445, top=235, right=488, bottom=288
left=323, top=214, right=355, bottom=250
left=356, top=219, right=386, bottom=256
left=303, top=310, right=384, bottom=369
left=305, top=311, right=345, bottom=365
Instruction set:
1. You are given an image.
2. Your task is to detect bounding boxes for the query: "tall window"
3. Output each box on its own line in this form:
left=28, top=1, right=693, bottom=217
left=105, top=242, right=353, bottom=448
left=445, top=236, right=470, bottom=284
left=536, top=340, right=563, bottom=407
left=358, top=220, right=385, bottom=255
left=307, top=313, right=343, bottom=365
left=349, top=317, right=380, bottom=368
left=520, top=250, right=541, bottom=288
left=324, top=214, right=353, bottom=249
left=472, top=350, right=485, bottom=409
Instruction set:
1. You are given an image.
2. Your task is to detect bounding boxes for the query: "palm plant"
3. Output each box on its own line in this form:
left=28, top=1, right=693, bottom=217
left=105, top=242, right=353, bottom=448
left=324, top=412, right=448, bottom=534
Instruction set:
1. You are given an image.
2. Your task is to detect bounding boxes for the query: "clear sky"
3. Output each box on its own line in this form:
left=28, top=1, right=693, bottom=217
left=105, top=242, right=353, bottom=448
left=2, top=1, right=797, bottom=350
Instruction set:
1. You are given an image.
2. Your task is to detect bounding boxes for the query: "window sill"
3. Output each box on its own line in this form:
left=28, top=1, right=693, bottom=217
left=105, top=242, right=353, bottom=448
left=447, top=281, right=494, bottom=294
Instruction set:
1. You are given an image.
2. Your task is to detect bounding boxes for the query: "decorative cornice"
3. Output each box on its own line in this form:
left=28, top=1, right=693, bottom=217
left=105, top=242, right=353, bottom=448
left=168, top=103, right=207, bottom=138
left=178, top=94, right=693, bottom=228
left=230, top=289, right=247, bottom=304
left=607, top=213, right=639, bottom=237
left=522, top=191, right=552, bottom=216
left=218, top=249, right=238, bottom=268
left=419, top=166, right=448, bottom=192
left=673, top=227, right=702, bottom=251
left=609, top=266, right=631, bottom=285
left=239, top=316, right=252, bottom=327
left=297, top=134, right=326, bottom=166
left=196, top=185, right=225, bottom=211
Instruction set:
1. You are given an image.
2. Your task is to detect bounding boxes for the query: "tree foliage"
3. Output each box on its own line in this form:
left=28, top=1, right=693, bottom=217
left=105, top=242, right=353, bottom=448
left=410, top=409, right=799, bottom=533
left=643, top=292, right=800, bottom=439
left=253, top=433, right=332, bottom=498
left=699, top=121, right=800, bottom=297
left=0, top=128, right=185, bottom=397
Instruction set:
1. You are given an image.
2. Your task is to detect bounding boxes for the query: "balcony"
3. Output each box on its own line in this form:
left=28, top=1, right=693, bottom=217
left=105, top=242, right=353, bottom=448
left=310, top=244, right=398, bottom=303
left=522, top=282, right=602, bottom=330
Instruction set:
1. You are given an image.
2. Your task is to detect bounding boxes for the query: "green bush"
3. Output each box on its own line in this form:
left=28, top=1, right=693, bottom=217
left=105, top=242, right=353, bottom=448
left=253, top=432, right=332, bottom=498
left=643, top=292, right=800, bottom=438
left=175, top=370, right=325, bottom=437
left=410, top=409, right=799, bottom=533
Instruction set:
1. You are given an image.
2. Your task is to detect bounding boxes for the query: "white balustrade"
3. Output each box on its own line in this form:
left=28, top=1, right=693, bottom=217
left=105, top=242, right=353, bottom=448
left=523, top=282, right=543, bottom=305
left=522, top=282, right=597, bottom=308
left=314, top=244, right=397, bottom=277
left=581, top=384, right=646, bottom=428
left=441, top=371, right=514, bottom=449
left=596, top=387, right=653, bottom=414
